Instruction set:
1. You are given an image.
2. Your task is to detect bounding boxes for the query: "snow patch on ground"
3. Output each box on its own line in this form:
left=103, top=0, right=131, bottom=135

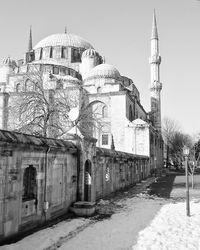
left=132, top=199, right=200, bottom=250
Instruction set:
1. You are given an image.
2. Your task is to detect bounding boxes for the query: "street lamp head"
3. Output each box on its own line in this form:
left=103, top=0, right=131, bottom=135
left=183, top=145, right=190, bottom=156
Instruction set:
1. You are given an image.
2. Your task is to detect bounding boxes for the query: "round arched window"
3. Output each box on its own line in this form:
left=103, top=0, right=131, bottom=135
left=25, top=79, right=35, bottom=92
left=97, top=87, right=102, bottom=93
left=102, top=105, right=108, bottom=118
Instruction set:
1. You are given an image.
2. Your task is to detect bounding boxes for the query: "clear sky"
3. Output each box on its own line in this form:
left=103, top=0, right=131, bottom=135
left=0, top=0, right=199, bottom=135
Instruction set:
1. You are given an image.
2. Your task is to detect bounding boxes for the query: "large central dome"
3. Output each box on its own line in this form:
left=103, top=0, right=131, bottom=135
left=34, top=33, right=93, bottom=50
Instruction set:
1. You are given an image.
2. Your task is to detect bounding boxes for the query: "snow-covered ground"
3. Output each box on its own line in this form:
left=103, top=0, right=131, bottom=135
left=133, top=199, right=200, bottom=250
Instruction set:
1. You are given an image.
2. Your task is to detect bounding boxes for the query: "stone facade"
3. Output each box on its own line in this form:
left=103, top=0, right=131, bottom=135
left=95, top=148, right=149, bottom=200
left=0, top=12, right=163, bottom=172
left=0, top=130, right=77, bottom=239
left=0, top=130, right=150, bottom=241
left=0, top=11, right=164, bottom=240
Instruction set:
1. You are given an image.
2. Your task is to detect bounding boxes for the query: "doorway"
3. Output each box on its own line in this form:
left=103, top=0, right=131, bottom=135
left=84, top=160, right=92, bottom=201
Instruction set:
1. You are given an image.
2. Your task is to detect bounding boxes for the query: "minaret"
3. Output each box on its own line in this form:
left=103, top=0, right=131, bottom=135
left=28, top=26, right=33, bottom=51
left=149, top=10, right=162, bottom=131
left=25, top=26, right=34, bottom=63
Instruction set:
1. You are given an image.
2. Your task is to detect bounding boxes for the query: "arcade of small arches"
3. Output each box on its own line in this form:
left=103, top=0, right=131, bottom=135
left=34, top=46, right=84, bottom=63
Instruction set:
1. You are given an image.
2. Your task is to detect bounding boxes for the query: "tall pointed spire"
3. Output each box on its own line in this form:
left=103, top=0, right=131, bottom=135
left=64, top=26, right=67, bottom=34
left=151, top=9, right=158, bottom=40
left=149, top=9, right=162, bottom=132
left=28, top=26, right=33, bottom=51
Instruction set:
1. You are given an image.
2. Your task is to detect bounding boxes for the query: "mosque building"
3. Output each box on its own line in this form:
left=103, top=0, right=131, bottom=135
left=0, top=11, right=163, bottom=169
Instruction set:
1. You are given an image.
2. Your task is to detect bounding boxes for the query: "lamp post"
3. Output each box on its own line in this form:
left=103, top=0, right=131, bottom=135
left=183, top=145, right=190, bottom=217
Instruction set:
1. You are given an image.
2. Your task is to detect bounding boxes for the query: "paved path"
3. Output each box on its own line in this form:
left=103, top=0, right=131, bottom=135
left=2, top=171, right=200, bottom=250
left=59, top=171, right=200, bottom=250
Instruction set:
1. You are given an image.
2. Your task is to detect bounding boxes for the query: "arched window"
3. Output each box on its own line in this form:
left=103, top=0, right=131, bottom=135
left=56, top=81, right=63, bottom=89
left=84, top=160, right=92, bottom=201
left=102, top=134, right=109, bottom=145
left=97, top=87, right=102, bottom=93
left=25, top=79, right=35, bottom=92
left=53, top=66, right=59, bottom=75
left=16, top=83, right=22, bottom=92
left=23, top=165, right=37, bottom=201
left=71, top=48, right=81, bottom=62
left=102, top=105, right=108, bottom=118
left=49, top=47, right=53, bottom=58
left=61, top=47, right=68, bottom=59
left=39, top=48, right=43, bottom=60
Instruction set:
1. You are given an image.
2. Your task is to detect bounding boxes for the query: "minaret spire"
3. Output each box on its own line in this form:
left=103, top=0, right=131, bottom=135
left=28, top=26, right=33, bottom=51
left=151, top=9, right=158, bottom=40
left=149, top=10, right=162, bottom=131
left=64, top=26, right=67, bottom=34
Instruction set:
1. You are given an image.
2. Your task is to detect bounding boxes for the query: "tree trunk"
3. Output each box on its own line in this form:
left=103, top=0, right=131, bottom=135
left=166, top=144, right=169, bottom=168
left=192, top=174, right=194, bottom=189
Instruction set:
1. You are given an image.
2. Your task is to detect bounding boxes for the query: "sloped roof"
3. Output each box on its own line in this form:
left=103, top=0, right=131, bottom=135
left=0, top=129, right=77, bottom=151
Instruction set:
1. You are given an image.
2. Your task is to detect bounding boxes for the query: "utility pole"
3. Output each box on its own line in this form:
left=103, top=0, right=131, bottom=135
left=183, top=146, right=190, bottom=217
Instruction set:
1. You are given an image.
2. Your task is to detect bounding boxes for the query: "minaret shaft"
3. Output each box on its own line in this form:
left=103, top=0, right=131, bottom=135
left=149, top=10, right=162, bottom=131
left=28, top=26, right=33, bottom=52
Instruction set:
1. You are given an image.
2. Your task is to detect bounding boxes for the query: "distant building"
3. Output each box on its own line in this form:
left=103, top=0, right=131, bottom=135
left=0, top=11, right=163, bottom=169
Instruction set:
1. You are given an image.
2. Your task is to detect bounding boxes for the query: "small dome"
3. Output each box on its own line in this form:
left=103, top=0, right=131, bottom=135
left=85, top=63, right=121, bottom=79
left=2, top=56, right=17, bottom=68
left=34, top=33, right=93, bottom=50
left=82, top=48, right=99, bottom=59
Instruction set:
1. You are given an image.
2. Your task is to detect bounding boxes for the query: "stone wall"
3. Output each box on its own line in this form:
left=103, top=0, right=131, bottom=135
left=95, top=148, right=149, bottom=200
left=0, top=130, right=77, bottom=240
left=0, top=130, right=150, bottom=242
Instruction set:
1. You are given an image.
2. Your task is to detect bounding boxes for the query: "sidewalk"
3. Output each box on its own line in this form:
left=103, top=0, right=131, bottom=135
left=0, top=176, right=159, bottom=250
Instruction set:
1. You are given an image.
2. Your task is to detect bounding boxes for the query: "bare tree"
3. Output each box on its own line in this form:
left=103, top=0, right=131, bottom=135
left=170, top=132, right=192, bottom=169
left=194, top=140, right=200, bottom=166
left=162, top=117, right=180, bottom=143
left=162, top=117, right=193, bottom=169
left=8, top=66, right=104, bottom=138
left=162, top=117, right=180, bottom=167
left=188, top=139, right=200, bottom=188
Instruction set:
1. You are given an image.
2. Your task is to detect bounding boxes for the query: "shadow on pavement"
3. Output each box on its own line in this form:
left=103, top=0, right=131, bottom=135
left=148, top=169, right=200, bottom=200
left=148, top=172, right=178, bottom=199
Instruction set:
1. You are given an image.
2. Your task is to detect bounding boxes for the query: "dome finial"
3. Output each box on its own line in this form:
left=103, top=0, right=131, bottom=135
left=28, top=25, right=33, bottom=51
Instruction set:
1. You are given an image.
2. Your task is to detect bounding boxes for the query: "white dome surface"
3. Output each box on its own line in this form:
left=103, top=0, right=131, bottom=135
left=34, top=33, right=93, bottom=50
left=86, top=63, right=121, bottom=79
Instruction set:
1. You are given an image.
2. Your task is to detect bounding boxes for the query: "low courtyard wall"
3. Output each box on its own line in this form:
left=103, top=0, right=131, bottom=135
left=0, top=131, right=150, bottom=242
left=0, top=130, right=77, bottom=241
left=95, top=148, right=149, bottom=200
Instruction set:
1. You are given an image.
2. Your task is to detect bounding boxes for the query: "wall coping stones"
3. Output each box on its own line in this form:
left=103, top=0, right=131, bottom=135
left=96, top=147, right=149, bottom=159
left=0, top=129, right=77, bottom=152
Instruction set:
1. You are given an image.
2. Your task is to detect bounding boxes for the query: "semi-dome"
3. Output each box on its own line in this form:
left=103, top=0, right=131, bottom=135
left=85, top=63, right=121, bottom=79
left=82, top=48, right=99, bottom=59
left=34, top=33, right=93, bottom=50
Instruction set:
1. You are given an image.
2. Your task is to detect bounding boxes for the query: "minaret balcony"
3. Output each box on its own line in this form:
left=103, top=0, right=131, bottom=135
left=149, top=55, right=161, bottom=64
left=150, top=81, right=162, bottom=91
